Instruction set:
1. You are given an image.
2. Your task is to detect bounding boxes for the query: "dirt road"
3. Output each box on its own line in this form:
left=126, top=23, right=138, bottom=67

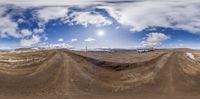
left=0, top=50, right=200, bottom=99
left=66, top=50, right=200, bottom=99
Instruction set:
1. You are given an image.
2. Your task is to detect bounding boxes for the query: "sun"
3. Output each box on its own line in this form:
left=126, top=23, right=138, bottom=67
left=97, top=30, right=105, bottom=37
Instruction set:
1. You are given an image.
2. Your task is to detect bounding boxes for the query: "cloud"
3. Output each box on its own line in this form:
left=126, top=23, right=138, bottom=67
left=33, top=28, right=44, bottom=34
left=71, top=38, right=78, bottom=42
left=44, top=37, right=48, bottom=41
left=99, top=1, right=200, bottom=33
left=40, top=42, right=73, bottom=49
left=21, top=29, right=32, bottom=37
left=0, top=6, right=45, bottom=48
left=0, top=17, right=21, bottom=38
left=69, top=12, right=112, bottom=27
left=141, top=32, right=170, bottom=48
left=84, top=37, right=96, bottom=42
left=0, top=0, right=99, bottom=6
left=1, top=0, right=200, bottom=49
left=36, top=7, right=112, bottom=27
left=37, top=7, right=69, bottom=23
left=20, top=35, right=41, bottom=46
left=17, top=18, right=24, bottom=23
left=2, top=0, right=200, bottom=34
left=58, top=38, right=64, bottom=42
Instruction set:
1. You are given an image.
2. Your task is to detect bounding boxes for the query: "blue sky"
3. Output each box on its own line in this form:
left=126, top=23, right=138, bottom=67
left=0, top=0, right=200, bottom=49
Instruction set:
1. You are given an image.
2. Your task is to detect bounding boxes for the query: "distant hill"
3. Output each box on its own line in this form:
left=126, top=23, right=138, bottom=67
left=15, top=48, right=33, bottom=51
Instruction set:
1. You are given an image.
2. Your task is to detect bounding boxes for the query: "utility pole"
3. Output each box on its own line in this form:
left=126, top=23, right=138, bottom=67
left=85, top=46, right=88, bottom=56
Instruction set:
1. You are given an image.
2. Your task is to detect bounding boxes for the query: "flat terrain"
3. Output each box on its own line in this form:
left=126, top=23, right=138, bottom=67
left=0, top=49, right=200, bottom=99
left=73, top=50, right=165, bottom=63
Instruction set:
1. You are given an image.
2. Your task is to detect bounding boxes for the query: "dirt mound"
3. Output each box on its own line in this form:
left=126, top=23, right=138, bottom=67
left=66, top=50, right=200, bottom=99
left=66, top=51, right=169, bottom=94
left=0, top=50, right=67, bottom=99
left=68, top=52, right=166, bottom=71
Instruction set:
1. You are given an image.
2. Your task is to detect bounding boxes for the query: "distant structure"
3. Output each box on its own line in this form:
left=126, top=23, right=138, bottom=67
left=136, top=47, right=155, bottom=53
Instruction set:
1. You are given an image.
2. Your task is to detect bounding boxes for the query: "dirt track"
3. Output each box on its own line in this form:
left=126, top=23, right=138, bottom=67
left=0, top=49, right=200, bottom=99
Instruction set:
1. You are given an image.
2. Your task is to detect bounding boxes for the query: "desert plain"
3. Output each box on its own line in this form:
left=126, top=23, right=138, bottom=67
left=0, top=48, right=200, bottom=99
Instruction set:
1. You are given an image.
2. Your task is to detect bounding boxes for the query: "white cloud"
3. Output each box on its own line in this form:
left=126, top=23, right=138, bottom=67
left=71, top=38, right=78, bottom=42
left=0, top=17, right=21, bottom=38
left=58, top=38, right=64, bottom=42
left=33, top=28, right=44, bottom=34
left=37, top=7, right=69, bottom=23
left=141, top=32, right=170, bottom=48
left=69, top=12, right=112, bottom=27
left=0, top=0, right=99, bottom=6
left=2, top=0, right=200, bottom=34
left=40, top=42, right=73, bottom=49
left=17, top=18, right=24, bottom=23
left=100, top=1, right=200, bottom=33
left=21, top=29, right=32, bottom=36
left=84, top=37, right=96, bottom=42
left=1, top=0, right=200, bottom=49
left=44, top=36, right=48, bottom=41
left=20, top=35, right=41, bottom=46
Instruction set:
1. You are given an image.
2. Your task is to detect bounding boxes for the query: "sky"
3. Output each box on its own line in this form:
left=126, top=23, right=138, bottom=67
left=0, top=0, right=200, bottom=49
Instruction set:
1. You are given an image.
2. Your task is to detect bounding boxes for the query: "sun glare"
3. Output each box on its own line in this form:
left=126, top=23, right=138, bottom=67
left=97, top=30, right=105, bottom=37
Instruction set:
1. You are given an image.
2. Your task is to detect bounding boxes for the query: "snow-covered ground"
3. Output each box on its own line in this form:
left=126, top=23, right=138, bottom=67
left=0, top=57, right=45, bottom=63
left=185, top=52, right=196, bottom=60
left=39, top=43, right=73, bottom=50
left=0, top=58, right=25, bottom=63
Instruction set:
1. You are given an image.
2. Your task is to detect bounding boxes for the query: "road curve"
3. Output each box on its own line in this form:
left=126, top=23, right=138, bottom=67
left=66, top=51, right=200, bottom=99
left=0, top=50, right=200, bottom=99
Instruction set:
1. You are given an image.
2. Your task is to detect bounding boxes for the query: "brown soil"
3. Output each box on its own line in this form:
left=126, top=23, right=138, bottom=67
left=0, top=49, right=200, bottom=99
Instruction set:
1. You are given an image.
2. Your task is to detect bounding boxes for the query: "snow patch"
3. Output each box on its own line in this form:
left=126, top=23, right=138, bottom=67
left=186, top=52, right=196, bottom=60
left=0, top=58, right=25, bottom=63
